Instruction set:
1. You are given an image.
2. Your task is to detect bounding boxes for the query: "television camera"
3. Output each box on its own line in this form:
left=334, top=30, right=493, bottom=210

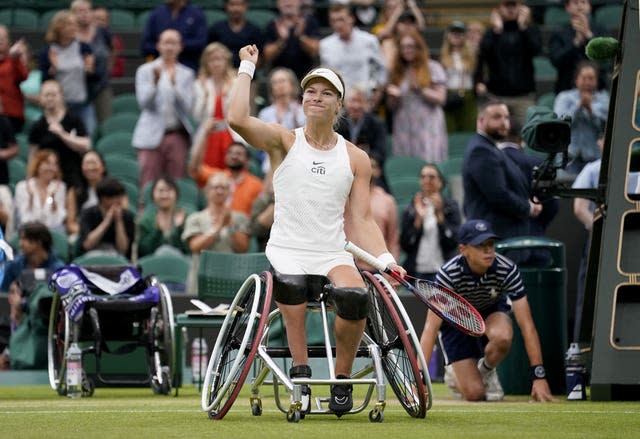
left=522, top=106, right=605, bottom=205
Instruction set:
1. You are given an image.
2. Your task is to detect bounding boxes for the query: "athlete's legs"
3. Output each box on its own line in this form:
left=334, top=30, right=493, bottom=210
left=451, top=358, right=484, bottom=401
left=327, top=265, right=366, bottom=377
left=276, top=302, right=309, bottom=366
left=451, top=311, right=512, bottom=401
left=482, top=311, right=513, bottom=368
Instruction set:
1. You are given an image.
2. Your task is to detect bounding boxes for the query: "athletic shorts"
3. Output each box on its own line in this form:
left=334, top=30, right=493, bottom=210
left=265, top=244, right=357, bottom=276
left=439, top=294, right=512, bottom=365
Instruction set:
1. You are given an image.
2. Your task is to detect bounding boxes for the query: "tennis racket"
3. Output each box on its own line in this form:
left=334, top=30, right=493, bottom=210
left=345, top=241, right=485, bottom=337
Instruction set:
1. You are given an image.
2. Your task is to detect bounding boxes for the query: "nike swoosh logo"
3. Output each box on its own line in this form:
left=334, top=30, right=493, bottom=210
left=312, top=161, right=325, bottom=165
left=334, top=396, right=348, bottom=404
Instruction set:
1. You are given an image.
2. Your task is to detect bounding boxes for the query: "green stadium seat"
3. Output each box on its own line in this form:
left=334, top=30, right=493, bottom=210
left=543, top=7, right=570, bottom=26
left=135, top=10, right=151, bottom=29
left=23, top=104, right=42, bottom=132
left=138, top=253, right=191, bottom=292
left=447, top=131, right=474, bottom=158
left=15, top=133, right=29, bottom=162
left=247, top=0, right=276, bottom=8
left=72, top=253, right=130, bottom=266
left=94, top=132, right=136, bottom=159
left=39, top=9, right=63, bottom=29
left=536, top=92, right=556, bottom=110
left=104, top=155, right=140, bottom=187
left=112, top=93, right=139, bottom=114
left=439, top=156, right=465, bottom=215
left=10, top=8, right=39, bottom=29
left=439, top=156, right=464, bottom=179
left=121, top=180, right=139, bottom=211
left=0, top=9, right=10, bottom=25
left=246, top=9, right=276, bottom=28
left=98, top=112, right=139, bottom=137
left=387, top=176, right=420, bottom=207
left=109, top=9, right=136, bottom=30
left=196, top=251, right=269, bottom=301
left=384, top=155, right=427, bottom=181
left=191, top=0, right=225, bottom=8
left=8, top=158, right=26, bottom=188
left=594, top=5, right=622, bottom=33
left=204, top=9, right=227, bottom=26
left=533, top=56, right=558, bottom=82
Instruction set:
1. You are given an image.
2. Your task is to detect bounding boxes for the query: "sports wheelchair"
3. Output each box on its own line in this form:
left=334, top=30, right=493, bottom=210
left=47, top=264, right=176, bottom=396
left=201, top=270, right=432, bottom=422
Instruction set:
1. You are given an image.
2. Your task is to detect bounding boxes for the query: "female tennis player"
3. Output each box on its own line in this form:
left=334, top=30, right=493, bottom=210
left=228, top=44, right=404, bottom=415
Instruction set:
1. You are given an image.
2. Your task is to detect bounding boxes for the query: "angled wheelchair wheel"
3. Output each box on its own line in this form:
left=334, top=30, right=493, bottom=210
left=202, top=271, right=273, bottom=419
left=363, top=272, right=426, bottom=418
left=47, top=292, right=70, bottom=395
left=148, top=279, right=177, bottom=395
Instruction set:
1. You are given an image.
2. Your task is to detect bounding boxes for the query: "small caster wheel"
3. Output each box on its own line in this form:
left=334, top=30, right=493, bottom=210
left=368, top=409, right=384, bottom=423
left=286, top=409, right=301, bottom=423
left=208, top=410, right=219, bottom=420
left=251, top=402, right=262, bottom=416
left=57, top=384, right=67, bottom=397
left=81, top=376, right=95, bottom=397
left=159, top=371, right=171, bottom=395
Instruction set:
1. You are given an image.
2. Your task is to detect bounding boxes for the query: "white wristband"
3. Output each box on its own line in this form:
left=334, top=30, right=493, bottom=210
left=378, top=252, right=396, bottom=267
left=238, top=60, right=255, bottom=79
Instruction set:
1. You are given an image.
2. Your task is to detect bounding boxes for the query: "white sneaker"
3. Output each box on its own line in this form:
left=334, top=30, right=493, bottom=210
left=477, top=358, right=504, bottom=401
left=443, top=365, right=462, bottom=399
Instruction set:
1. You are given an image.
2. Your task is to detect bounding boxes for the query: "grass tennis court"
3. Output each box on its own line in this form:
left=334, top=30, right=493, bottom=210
left=1, top=383, right=639, bottom=438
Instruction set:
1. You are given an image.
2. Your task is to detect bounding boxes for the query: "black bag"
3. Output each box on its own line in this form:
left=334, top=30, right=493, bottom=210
left=444, top=90, right=465, bottom=111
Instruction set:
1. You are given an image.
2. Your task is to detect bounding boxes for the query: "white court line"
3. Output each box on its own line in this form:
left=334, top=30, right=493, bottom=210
left=1, top=407, right=638, bottom=415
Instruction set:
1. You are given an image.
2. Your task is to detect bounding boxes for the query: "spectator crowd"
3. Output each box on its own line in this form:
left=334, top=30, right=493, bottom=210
left=0, top=0, right=621, bottom=379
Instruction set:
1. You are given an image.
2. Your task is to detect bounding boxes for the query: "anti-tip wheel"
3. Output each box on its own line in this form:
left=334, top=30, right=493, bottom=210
left=368, top=409, right=384, bottom=423
left=251, top=402, right=262, bottom=416
left=81, top=374, right=95, bottom=397
left=286, top=409, right=301, bottom=423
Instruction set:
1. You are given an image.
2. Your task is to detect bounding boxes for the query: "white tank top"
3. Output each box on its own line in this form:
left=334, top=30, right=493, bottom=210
left=268, top=127, right=354, bottom=252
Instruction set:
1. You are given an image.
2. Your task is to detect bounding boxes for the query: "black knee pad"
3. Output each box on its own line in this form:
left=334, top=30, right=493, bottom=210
left=270, top=268, right=329, bottom=305
left=325, top=286, right=369, bottom=320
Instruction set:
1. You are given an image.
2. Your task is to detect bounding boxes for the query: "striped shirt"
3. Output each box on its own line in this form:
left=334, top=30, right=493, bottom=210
left=435, top=253, right=525, bottom=312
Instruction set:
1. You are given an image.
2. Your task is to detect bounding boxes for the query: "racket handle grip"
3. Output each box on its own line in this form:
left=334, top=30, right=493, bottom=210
left=344, top=241, right=388, bottom=272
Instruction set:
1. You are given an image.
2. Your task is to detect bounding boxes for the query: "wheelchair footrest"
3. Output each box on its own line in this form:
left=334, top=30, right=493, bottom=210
left=264, top=345, right=371, bottom=358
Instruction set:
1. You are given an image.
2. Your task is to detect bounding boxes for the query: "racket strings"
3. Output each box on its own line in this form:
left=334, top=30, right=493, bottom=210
left=414, top=280, right=485, bottom=335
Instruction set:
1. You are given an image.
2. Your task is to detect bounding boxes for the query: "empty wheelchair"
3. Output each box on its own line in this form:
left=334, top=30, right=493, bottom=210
left=47, top=264, right=176, bottom=396
left=201, top=269, right=432, bottom=422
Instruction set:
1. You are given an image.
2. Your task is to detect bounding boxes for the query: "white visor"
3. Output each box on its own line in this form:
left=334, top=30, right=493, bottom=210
left=300, top=68, right=344, bottom=98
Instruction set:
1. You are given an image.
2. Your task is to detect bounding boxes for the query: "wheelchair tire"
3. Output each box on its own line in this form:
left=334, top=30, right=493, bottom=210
left=152, top=279, right=177, bottom=391
left=363, top=272, right=426, bottom=418
left=47, top=292, right=70, bottom=395
left=201, top=271, right=273, bottom=419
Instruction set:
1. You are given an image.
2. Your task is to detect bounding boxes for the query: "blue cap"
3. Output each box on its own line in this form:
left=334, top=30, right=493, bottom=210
left=457, top=220, right=500, bottom=245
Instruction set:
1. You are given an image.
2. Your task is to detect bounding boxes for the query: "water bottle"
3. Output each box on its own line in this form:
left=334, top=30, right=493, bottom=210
left=565, top=342, right=586, bottom=400
left=66, top=342, right=82, bottom=399
left=191, top=337, right=208, bottom=385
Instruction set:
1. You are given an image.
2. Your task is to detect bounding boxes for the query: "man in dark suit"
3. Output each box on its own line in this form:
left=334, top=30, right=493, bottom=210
left=462, top=100, right=541, bottom=242
left=499, top=124, right=559, bottom=266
